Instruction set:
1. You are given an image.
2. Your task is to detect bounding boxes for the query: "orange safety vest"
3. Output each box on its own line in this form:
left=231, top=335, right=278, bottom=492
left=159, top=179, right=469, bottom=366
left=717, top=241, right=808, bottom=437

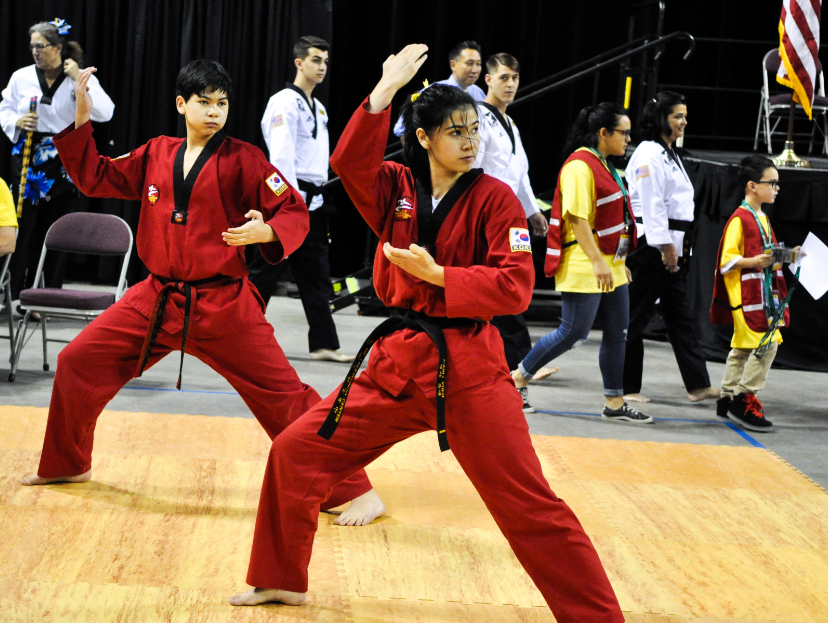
left=710, top=208, right=790, bottom=331
left=544, top=149, right=636, bottom=277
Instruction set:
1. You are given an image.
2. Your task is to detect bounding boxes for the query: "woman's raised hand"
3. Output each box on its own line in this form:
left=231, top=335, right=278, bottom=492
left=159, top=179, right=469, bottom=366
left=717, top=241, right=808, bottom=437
left=368, top=44, right=428, bottom=113
left=73, top=67, right=97, bottom=129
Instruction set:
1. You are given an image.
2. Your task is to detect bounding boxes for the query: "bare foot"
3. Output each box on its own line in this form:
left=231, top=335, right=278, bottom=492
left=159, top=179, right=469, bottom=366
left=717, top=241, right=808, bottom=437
left=20, top=470, right=91, bottom=486
left=333, top=488, right=386, bottom=526
left=531, top=366, right=559, bottom=381
left=229, top=587, right=306, bottom=606
left=624, top=393, right=651, bottom=404
left=511, top=368, right=528, bottom=389
left=688, top=387, right=720, bottom=402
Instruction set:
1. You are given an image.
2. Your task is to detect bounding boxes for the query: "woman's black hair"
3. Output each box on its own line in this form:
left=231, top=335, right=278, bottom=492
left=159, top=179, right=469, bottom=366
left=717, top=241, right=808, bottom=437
left=176, top=59, right=233, bottom=101
left=29, top=22, right=84, bottom=66
left=738, top=155, right=776, bottom=192
left=399, top=83, right=477, bottom=183
left=638, top=91, right=687, bottom=142
left=561, top=102, right=626, bottom=156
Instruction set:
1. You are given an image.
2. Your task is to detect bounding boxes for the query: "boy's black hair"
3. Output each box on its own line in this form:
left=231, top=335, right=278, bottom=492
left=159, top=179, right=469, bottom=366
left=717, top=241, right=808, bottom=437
left=562, top=102, right=626, bottom=157
left=638, top=91, right=686, bottom=142
left=176, top=59, right=232, bottom=101
left=399, top=83, right=477, bottom=185
left=449, top=40, right=481, bottom=62
left=486, top=53, right=519, bottom=75
left=294, top=36, right=330, bottom=61
left=738, top=155, right=776, bottom=192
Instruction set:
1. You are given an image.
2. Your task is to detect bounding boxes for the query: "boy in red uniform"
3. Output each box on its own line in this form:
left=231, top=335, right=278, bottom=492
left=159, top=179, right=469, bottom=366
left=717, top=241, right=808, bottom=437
left=19, top=60, right=384, bottom=527
left=230, top=45, right=624, bottom=623
left=710, top=155, right=799, bottom=432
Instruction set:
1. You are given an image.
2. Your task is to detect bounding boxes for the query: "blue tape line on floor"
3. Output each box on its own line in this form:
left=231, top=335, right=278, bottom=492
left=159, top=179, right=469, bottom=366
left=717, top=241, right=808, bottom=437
left=723, top=422, right=766, bottom=448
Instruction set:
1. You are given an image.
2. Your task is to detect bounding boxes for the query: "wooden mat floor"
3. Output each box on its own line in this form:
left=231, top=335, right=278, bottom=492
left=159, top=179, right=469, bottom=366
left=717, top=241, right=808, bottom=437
left=1, top=406, right=827, bottom=622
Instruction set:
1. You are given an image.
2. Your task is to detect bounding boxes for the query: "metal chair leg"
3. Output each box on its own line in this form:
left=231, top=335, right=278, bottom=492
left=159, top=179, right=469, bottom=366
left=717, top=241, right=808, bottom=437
left=4, top=287, right=14, bottom=361
left=9, top=311, right=30, bottom=382
left=41, top=315, right=49, bottom=371
left=754, top=96, right=765, bottom=151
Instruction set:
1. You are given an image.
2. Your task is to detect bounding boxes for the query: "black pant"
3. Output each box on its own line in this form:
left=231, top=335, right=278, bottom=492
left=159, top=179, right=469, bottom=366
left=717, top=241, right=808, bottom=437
left=248, top=208, right=339, bottom=352
left=623, top=241, right=710, bottom=394
left=491, top=314, right=532, bottom=371
left=9, top=190, right=77, bottom=301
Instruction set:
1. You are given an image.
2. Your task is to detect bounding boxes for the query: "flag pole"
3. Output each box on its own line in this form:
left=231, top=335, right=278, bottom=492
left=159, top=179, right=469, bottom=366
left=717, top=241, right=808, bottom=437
left=774, top=96, right=811, bottom=168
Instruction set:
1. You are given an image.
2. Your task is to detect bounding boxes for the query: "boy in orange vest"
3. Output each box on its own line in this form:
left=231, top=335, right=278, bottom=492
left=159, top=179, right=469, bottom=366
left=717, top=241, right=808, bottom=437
left=710, top=155, right=800, bottom=432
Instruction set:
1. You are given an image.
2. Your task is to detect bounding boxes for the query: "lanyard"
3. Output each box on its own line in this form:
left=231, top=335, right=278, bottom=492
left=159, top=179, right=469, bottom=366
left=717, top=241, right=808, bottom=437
left=740, top=201, right=776, bottom=316
left=587, top=148, right=631, bottom=230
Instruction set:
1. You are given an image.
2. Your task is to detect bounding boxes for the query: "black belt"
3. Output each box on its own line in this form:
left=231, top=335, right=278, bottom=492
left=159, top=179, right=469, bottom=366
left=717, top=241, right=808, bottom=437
left=136, top=274, right=236, bottom=389
left=634, top=216, right=693, bottom=232
left=297, top=179, right=325, bottom=203
left=317, top=307, right=484, bottom=452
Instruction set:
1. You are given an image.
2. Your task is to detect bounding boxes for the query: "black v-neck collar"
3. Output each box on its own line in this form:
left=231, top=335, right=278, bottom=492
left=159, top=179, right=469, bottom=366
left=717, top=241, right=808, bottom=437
left=285, top=83, right=317, bottom=139
left=415, top=169, right=484, bottom=254
left=479, top=102, right=515, bottom=155
left=35, top=67, right=67, bottom=106
left=655, top=138, right=688, bottom=182
left=173, top=130, right=226, bottom=215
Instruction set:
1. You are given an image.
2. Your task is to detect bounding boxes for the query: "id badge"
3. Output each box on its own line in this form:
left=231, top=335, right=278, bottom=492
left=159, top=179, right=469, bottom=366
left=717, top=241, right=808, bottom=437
left=613, top=234, right=630, bottom=264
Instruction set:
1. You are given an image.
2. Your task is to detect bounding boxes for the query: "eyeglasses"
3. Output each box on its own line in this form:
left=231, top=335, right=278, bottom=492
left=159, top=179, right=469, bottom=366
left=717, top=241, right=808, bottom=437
left=28, top=43, right=54, bottom=52
left=612, top=129, right=632, bottom=139
left=756, top=180, right=780, bottom=189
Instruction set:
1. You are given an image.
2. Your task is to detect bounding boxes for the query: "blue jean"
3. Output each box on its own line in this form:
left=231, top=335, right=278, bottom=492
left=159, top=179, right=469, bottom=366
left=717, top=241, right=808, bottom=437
left=518, top=285, right=629, bottom=397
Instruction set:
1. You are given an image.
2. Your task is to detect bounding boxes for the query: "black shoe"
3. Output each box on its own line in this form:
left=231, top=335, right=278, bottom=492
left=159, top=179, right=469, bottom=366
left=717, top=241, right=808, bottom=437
left=517, top=386, right=535, bottom=413
left=727, top=393, right=773, bottom=432
left=602, top=402, right=653, bottom=424
left=716, top=396, right=731, bottom=418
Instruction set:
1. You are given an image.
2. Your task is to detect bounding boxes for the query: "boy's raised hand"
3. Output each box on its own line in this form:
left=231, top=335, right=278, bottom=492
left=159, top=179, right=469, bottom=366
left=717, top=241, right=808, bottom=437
left=222, top=210, right=277, bottom=246
left=368, top=44, right=428, bottom=113
left=74, top=67, right=97, bottom=129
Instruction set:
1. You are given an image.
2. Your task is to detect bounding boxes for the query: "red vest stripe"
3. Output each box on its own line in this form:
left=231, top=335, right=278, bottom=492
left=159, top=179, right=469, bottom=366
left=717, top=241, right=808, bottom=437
left=544, top=150, right=636, bottom=277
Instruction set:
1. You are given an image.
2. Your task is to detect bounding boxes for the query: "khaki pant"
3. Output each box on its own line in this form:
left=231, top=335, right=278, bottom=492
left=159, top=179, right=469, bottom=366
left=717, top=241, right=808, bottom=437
left=720, top=341, right=779, bottom=398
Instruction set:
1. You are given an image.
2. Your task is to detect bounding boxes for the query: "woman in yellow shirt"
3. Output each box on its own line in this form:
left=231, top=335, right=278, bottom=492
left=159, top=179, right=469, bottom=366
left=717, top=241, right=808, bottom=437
left=512, top=103, right=651, bottom=423
left=0, top=178, right=18, bottom=255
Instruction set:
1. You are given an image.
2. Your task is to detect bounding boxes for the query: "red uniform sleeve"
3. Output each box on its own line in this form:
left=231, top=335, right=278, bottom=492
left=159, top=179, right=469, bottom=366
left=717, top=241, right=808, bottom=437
left=53, top=121, right=148, bottom=201
left=443, top=189, right=534, bottom=318
left=239, top=147, right=309, bottom=263
left=329, top=97, right=400, bottom=236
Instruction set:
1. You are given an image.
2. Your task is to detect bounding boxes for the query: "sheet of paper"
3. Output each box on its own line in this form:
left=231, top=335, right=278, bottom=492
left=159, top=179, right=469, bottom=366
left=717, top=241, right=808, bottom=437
left=790, top=232, right=828, bottom=300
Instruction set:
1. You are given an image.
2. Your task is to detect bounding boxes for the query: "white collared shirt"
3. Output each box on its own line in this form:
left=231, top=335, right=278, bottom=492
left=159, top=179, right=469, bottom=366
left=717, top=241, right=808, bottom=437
left=392, top=74, right=486, bottom=137
left=473, top=105, right=539, bottom=218
left=261, top=86, right=329, bottom=211
left=0, top=65, right=114, bottom=143
left=625, top=140, right=694, bottom=252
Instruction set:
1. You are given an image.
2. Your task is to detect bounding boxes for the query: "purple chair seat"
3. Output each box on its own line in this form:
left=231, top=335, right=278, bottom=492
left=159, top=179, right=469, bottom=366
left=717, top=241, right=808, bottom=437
left=769, top=93, right=828, bottom=107
left=19, top=288, right=115, bottom=311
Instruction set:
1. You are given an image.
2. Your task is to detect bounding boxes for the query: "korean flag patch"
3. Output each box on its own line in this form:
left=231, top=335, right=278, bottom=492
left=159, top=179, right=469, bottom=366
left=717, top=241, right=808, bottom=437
left=265, top=172, right=288, bottom=196
left=509, top=227, right=532, bottom=253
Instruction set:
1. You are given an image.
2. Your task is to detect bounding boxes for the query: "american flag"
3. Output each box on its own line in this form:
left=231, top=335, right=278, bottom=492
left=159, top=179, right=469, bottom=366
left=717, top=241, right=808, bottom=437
left=777, top=0, right=822, bottom=119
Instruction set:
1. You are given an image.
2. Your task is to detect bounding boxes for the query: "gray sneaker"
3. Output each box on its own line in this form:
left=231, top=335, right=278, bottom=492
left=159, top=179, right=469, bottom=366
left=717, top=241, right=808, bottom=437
left=518, top=386, right=535, bottom=413
left=602, top=402, right=653, bottom=423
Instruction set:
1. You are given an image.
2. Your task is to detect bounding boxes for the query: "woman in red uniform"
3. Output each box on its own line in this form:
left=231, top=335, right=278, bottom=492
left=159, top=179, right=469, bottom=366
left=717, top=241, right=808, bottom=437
left=231, top=45, right=624, bottom=623
left=19, top=60, right=382, bottom=526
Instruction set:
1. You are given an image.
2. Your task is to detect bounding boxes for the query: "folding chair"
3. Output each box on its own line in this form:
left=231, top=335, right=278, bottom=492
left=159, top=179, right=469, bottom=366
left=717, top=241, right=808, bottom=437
left=9, top=212, right=132, bottom=382
left=0, top=250, right=16, bottom=359
left=754, top=49, right=828, bottom=155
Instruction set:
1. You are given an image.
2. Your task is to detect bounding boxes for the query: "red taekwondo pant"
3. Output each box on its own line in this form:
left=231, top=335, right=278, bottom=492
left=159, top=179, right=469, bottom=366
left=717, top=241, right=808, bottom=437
left=246, top=369, right=624, bottom=623
left=36, top=300, right=372, bottom=510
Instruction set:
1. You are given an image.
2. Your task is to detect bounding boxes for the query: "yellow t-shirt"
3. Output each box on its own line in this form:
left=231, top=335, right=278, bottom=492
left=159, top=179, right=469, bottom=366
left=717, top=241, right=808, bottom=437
left=0, top=178, right=18, bottom=228
left=720, top=209, right=782, bottom=349
left=554, top=149, right=629, bottom=293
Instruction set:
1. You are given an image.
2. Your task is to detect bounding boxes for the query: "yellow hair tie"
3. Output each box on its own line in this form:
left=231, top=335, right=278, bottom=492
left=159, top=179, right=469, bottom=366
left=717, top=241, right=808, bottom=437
left=410, top=79, right=430, bottom=102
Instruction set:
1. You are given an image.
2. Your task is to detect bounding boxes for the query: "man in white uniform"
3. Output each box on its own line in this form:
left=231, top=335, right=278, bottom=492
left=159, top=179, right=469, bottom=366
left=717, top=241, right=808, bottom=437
left=393, top=40, right=486, bottom=137
left=248, top=36, right=352, bottom=362
left=473, top=53, right=549, bottom=376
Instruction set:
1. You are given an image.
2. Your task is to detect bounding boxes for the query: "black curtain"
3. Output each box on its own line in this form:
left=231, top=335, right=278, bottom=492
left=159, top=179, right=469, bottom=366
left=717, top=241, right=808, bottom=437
left=1, top=0, right=331, bottom=283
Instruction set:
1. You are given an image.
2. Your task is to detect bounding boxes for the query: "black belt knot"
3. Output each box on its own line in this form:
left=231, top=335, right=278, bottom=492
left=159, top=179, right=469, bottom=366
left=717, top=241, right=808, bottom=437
left=135, top=274, right=235, bottom=389
left=317, top=307, right=484, bottom=452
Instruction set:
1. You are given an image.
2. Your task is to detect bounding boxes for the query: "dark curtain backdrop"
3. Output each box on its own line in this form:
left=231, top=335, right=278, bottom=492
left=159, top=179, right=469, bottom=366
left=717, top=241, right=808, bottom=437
left=3, top=1, right=828, bottom=283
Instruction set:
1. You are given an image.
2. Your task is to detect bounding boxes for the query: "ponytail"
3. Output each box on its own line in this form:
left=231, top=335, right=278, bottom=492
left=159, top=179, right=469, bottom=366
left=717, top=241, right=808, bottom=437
left=562, top=102, right=625, bottom=157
